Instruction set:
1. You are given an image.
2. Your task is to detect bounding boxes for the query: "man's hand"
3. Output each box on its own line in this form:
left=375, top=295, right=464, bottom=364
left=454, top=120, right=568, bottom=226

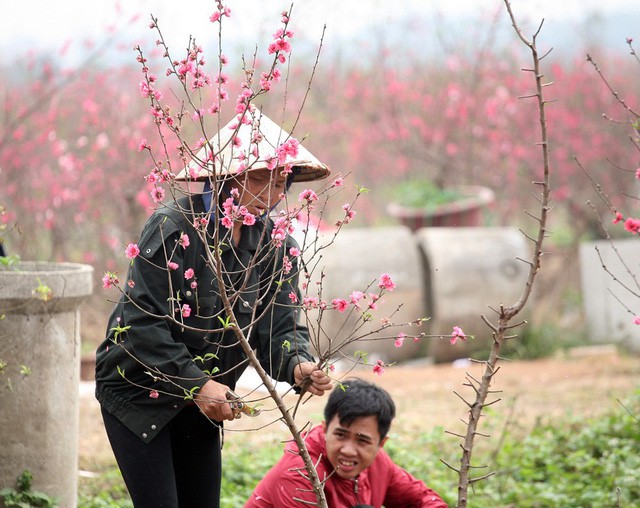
left=194, top=379, right=236, bottom=421
left=294, top=362, right=332, bottom=396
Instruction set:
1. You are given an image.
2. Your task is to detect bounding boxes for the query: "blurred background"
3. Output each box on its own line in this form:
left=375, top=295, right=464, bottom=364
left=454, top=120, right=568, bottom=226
left=1, top=0, right=639, bottom=359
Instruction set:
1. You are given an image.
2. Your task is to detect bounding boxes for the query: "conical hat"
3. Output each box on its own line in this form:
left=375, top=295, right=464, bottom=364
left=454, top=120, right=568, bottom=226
left=175, top=113, right=330, bottom=182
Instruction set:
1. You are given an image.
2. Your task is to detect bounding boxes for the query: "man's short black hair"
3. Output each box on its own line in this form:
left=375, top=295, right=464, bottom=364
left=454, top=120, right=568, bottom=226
left=324, top=378, right=396, bottom=441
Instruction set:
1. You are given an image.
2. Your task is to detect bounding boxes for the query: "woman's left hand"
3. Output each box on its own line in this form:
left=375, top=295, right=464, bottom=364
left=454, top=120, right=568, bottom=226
left=294, top=362, right=332, bottom=396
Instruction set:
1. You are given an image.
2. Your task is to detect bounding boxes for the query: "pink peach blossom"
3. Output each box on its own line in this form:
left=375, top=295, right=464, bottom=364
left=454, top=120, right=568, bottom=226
left=332, top=298, right=349, bottom=313
left=102, top=272, right=119, bottom=289
left=125, top=243, right=140, bottom=259
left=450, top=326, right=466, bottom=345
left=379, top=273, right=396, bottom=291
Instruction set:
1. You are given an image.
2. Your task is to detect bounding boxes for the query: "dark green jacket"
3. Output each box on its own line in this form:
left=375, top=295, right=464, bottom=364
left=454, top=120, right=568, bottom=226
left=95, top=195, right=314, bottom=442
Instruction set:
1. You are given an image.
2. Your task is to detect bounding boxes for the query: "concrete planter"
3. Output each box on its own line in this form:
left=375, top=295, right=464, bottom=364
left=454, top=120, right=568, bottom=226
left=0, top=262, right=93, bottom=508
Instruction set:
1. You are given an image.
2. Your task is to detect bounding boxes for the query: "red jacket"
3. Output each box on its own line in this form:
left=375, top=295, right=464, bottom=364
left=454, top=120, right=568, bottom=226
left=245, top=425, right=448, bottom=508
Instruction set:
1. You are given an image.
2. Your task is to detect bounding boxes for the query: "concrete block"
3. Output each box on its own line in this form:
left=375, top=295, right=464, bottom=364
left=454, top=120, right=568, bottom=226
left=579, top=239, right=640, bottom=352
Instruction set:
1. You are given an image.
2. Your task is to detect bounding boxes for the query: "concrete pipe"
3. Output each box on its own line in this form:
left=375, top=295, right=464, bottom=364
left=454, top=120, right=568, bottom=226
left=301, top=226, right=428, bottom=366
left=415, top=227, right=530, bottom=362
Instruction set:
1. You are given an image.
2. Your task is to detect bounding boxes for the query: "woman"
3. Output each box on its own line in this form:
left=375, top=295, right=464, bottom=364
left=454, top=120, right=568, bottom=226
left=95, top=113, right=332, bottom=508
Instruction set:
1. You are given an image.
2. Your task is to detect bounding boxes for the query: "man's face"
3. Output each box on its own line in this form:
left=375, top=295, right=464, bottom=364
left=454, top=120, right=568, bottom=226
left=322, top=414, right=387, bottom=480
left=235, top=169, right=286, bottom=216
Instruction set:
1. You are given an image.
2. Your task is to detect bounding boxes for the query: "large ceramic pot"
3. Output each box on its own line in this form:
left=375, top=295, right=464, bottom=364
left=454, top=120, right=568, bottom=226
left=387, top=185, right=495, bottom=232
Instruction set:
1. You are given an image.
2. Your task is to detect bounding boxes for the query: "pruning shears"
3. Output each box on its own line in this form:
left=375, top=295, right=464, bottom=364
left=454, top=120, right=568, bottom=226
left=226, top=389, right=261, bottom=418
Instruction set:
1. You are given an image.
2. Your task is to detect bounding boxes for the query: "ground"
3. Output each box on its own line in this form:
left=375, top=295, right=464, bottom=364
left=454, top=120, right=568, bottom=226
left=79, top=346, right=640, bottom=471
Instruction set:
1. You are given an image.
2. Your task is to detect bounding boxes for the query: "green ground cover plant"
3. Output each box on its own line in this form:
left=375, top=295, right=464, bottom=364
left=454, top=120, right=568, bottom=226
left=77, top=390, right=639, bottom=507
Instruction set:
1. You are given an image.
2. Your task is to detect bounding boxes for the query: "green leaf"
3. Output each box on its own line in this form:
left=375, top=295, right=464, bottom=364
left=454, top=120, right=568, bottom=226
left=0, top=254, right=20, bottom=267
left=282, top=340, right=291, bottom=352
left=33, top=278, right=53, bottom=302
left=217, top=315, right=235, bottom=329
left=183, top=385, right=200, bottom=400
left=353, top=350, right=369, bottom=364
left=109, top=324, right=131, bottom=344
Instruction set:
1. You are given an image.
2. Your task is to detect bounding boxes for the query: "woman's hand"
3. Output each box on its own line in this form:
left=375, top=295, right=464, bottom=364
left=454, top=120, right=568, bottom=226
left=294, top=362, right=332, bottom=396
left=194, top=379, right=236, bottom=421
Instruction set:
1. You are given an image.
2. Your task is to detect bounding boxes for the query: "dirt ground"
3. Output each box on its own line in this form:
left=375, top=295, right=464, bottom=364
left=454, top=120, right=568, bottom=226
left=79, top=346, right=640, bottom=470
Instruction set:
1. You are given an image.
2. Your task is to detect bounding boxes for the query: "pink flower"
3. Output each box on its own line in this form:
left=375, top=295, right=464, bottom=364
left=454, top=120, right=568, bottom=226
left=151, top=186, right=165, bottom=203
left=179, top=233, right=190, bottom=248
left=138, top=139, right=149, bottom=152
left=613, top=211, right=624, bottom=225
left=149, top=390, right=159, bottom=399
left=184, top=268, right=195, bottom=280
left=102, top=272, right=119, bottom=289
left=303, top=296, right=319, bottom=309
left=194, top=217, right=209, bottom=230
left=394, top=333, right=406, bottom=348
left=125, top=243, right=140, bottom=259
left=379, top=273, right=396, bottom=291
left=298, top=189, right=318, bottom=203
left=450, top=326, right=466, bottom=345
left=243, top=213, right=256, bottom=226
left=289, top=247, right=300, bottom=257
left=190, top=281, right=198, bottom=289
left=268, top=38, right=292, bottom=54
left=372, top=359, right=385, bottom=376
left=333, top=177, right=344, bottom=187
left=636, top=168, right=640, bottom=180
left=634, top=316, right=640, bottom=325
left=127, top=279, right=135, bottom=288
left=181, top=304, right=191, bottom=318
left=283, top=256, right=293, bottom=274
left=349, top=291, right=364, bottom=306
left=221, top=216, right=234, bottom=229
left=624, top=217, right=640, bottom=234
left=167, top=261, right=179, bottom=271
left=288, top=291, right=298, bottom=304
left=277, top=138, right=300, bottom=164
left=341, top=204, right=356, bottom=224
left=332, top=298, right=349, bottom=313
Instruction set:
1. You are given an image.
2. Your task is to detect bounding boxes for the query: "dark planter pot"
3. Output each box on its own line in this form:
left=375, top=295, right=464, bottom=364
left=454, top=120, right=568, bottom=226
left=387, top=185, right=495, bottom=232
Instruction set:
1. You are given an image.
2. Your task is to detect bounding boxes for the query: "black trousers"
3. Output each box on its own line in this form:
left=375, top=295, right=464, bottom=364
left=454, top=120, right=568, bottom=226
left=101, top=405, right=222, bottom=508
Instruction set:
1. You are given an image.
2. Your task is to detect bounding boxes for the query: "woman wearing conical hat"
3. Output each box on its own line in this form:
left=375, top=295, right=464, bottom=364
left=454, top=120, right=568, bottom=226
left=95, top=113, right=332, bottom=508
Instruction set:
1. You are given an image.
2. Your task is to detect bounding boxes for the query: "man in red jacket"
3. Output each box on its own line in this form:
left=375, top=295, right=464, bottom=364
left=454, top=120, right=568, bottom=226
left=245, top=378, right=448, bottom=508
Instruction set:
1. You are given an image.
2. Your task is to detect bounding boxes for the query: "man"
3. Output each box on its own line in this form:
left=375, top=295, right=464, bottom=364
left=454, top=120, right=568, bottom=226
left=246, top=378, right=448, bottom=508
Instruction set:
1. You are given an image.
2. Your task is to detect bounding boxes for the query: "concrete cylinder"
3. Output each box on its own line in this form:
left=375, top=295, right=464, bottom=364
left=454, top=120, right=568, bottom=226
left=579, top=239, right=640, bottom=352
left=0, top=262, right=93, bottom=508
left=415, top=227, right=530, bottom=362
left=303, top=227, right=427, bottom=364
